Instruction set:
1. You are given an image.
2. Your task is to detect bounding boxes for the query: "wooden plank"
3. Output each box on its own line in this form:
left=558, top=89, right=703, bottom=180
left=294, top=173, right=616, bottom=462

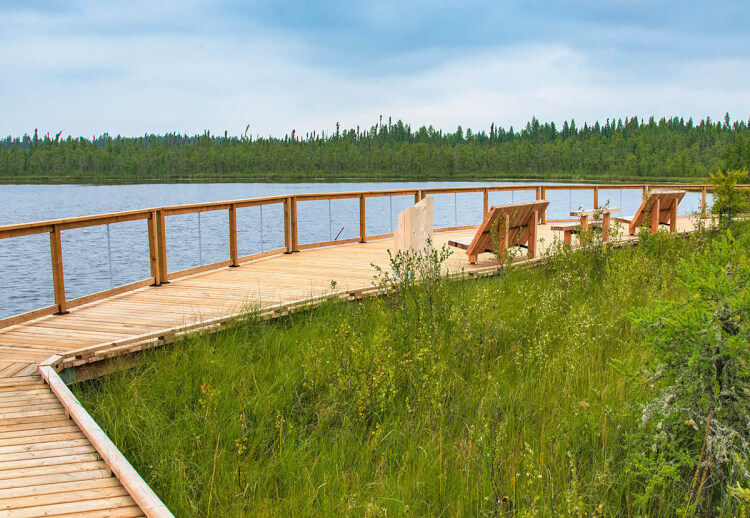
left=0, top=209, right=151, bottom=239
left=0, top=362, right=29, bottom=378
left=0, top=402, right=62, bottom=414
left=43, top=505, right=144, bottom=518
left=0, top=432, right=85, bottom=448
left=0, top=438, right=92, bottom=455
left=66, top=279, right=154, bottom=311
left=0, top=307, right=58, bottom=331
left=0, top=485, right=128, bottom=512
left=0, top=476, right=121, bottom=501
left=0, top=411, right=68, bottom=428
left=14, top=364, right=40, bottom=377
left=0, top=425, right=81, bottom=442
left=0, top=465, right=110, bottom=488
left=0, top=446, right=96, bottom=463
left=0, top=495, right=137, bottom=518
left=0, top=453, right=102, bottom=471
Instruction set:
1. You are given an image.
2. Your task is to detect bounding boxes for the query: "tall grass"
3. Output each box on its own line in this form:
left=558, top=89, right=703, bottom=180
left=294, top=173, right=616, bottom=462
left=75, top=229, right=728, bottom=516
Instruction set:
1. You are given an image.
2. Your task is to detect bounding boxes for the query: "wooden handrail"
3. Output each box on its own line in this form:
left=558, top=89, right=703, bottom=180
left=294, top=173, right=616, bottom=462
left=0, top=181, right=734, bottom=328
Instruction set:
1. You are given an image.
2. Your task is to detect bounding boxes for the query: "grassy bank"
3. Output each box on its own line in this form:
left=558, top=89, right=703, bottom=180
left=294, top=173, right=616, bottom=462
left=75, top=228, right=750, bottom=516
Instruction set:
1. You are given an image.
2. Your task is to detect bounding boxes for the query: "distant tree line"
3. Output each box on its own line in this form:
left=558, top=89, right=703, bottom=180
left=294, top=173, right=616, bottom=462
left=1, top=114, right=749, bottom=183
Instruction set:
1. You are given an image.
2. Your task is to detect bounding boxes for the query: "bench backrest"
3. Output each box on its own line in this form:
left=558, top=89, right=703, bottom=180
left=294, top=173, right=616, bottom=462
left=467, top=200, right=549, bottom=256
left=630, top=190, right=686, bottom=229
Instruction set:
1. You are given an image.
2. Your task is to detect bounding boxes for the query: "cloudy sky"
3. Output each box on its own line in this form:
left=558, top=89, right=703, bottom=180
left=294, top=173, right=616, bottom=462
left=1, top=1, right=749, bottom=138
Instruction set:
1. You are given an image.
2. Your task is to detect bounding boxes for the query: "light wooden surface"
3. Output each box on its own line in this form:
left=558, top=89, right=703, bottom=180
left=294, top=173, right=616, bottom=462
left=0, top=375, right=147, bottom=517
left=0, top=217, right=702, bottom=517
left=394, top=197, right=434, bottom=252
left=0, top=220, right=700, bottom=373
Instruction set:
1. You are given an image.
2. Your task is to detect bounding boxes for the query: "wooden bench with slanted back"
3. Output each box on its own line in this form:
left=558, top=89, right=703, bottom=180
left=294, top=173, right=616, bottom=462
left=448, top=200, right=550, bottom=264
left=616, top=190, right=686, bottom=235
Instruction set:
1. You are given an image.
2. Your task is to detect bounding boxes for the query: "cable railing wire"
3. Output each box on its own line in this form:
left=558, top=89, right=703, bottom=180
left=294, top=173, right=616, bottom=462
left=197, top=212, right=203, bottom=265
left=260, top=205, right=264, bottom=253
left=106, top=223, right=113, bottom=288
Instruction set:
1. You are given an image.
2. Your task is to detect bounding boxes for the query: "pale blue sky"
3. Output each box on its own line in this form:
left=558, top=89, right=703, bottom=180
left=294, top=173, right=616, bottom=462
left=1, top=1, right=748, bottom=137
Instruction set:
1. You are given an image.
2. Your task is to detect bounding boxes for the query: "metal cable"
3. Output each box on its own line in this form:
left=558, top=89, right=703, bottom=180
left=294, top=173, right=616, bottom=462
left=620, top=189, right=622, bottom=210
left=454, top=193, right=458, bottom=226
left=197, top=212, right=203, bottom=265
left=569, top=189, right=572, bottom=213
left=260, top=205, right=264, bottom=253
left=389, top=196, right=393, bottom=231
left=106, top=224, right=113, bottom=288
left=328, top=199, right=333, bottom=241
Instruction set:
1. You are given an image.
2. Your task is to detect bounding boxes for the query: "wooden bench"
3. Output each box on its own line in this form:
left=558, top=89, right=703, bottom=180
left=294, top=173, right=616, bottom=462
left=448, top=200, right=549, bottom=263
left=616, top=190, right=685, bottom=235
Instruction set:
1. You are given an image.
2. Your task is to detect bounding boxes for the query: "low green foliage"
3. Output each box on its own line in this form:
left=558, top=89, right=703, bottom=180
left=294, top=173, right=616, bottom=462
left=75, top=226, right=749, bottom=516
left=711, top=169, right=750, bottom=226
left=628, top=228, right=750, bottom=516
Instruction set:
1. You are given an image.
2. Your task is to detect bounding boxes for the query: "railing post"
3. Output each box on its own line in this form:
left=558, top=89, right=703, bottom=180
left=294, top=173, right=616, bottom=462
left=359, top=194, right=366, bottom=243
left=156, top=209, right=168, bottom=284
left=414, top=190, right=420, bottom=205
left=283, top=197, right=292, bottom=253
left=483, top=188, right=489, bottom=218
left=593, top=186, right=599, bottom=209
left=147, top=211, right=161, bottom=285
left=642, top=185, right=648, bottom=201
left=291, top=196, right=299, bottom=252
left=228, top=203, right=238, bottom=267
left=540, top=187, right=546, bottom=224
left=702, top=187, right=708, bottom=217
left=49, top=225, right=68, bottom=314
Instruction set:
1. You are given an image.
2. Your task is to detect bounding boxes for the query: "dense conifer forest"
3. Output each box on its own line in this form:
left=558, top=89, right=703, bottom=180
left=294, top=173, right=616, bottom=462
left=2, top=114, right=749, bottom=183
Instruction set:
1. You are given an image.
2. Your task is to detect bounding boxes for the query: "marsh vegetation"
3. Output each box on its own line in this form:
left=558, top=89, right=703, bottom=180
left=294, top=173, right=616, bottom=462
left=74, top=211, right=750, bottom=516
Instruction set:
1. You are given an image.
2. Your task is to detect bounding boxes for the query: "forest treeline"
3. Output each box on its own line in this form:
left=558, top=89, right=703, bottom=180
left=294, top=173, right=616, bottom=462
left=2, top=114, right=749, bottom=183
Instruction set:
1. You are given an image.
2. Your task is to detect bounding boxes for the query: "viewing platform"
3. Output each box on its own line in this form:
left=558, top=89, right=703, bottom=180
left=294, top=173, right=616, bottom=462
left=0, top=183, right=713, bottom=516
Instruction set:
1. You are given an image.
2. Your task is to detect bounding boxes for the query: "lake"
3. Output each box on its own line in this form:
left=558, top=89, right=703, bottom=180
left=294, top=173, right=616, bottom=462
left=0, top=181, right=707, bottom=319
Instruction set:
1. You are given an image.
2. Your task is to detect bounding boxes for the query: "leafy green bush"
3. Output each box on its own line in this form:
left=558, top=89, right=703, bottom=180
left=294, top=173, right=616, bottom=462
left=629, top=231, right=750, bottom=515
left=711, top=169, right=750, bottom=227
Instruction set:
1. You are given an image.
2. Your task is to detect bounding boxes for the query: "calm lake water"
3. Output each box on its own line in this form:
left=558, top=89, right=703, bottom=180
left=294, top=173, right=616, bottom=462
left=0, top=181, right=707, bottom=319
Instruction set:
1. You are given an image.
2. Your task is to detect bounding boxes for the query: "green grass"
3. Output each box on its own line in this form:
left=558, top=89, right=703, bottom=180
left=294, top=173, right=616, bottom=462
left=74, top=230, right=737, bottom=516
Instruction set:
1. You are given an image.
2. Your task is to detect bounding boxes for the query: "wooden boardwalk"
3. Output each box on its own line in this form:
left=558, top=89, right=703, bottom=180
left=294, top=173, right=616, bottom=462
left=0, top=218, right=699, bottom=516
left=0, top=375, right=145, bottom=517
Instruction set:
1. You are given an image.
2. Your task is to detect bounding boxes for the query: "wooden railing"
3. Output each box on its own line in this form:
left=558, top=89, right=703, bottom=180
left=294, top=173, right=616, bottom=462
left=0, top=183, right=721, bottom=328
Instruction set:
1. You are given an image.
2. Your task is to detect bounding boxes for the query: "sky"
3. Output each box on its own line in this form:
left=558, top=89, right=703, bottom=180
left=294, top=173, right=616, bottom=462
left=1, top=0, right=749, bottom=139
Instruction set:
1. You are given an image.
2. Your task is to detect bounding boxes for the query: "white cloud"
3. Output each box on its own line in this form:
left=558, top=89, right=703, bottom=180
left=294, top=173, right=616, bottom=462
left=1, top=8, right=749, bottom=138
